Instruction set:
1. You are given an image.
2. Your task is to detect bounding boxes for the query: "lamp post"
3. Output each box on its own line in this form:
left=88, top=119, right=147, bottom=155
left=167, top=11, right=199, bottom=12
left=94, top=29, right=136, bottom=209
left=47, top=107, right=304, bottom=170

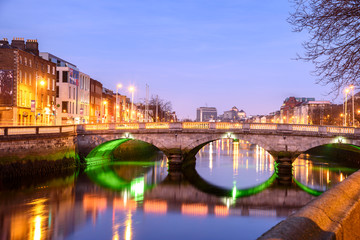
left=116, top=84, right=122, bottom=123
left=35, top=75, right=45, bottom=126
left=344, top=88, right=350, bottom=126
left=350, top=85, right=355, bottom=126
left=129, top=86, right=135, bottom=122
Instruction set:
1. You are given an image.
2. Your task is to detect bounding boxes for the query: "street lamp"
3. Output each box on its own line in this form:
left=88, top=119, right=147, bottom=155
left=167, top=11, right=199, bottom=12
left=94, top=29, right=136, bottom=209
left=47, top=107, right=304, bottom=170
left=35, top=75, right=45, bottom=125
left=116, top=84, right=122, bottom=123
left=129, top=86, right=135, bottom=122
left=344, top=88, right=350, bottom=126
left=350, top=85, right=355, bottom=126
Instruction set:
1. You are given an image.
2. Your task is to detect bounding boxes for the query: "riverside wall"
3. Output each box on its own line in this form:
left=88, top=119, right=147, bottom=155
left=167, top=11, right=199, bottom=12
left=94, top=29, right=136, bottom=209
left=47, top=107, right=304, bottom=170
left=258, top=170, right=360, bottom=240
left=0, top=134, right=78, bottom=177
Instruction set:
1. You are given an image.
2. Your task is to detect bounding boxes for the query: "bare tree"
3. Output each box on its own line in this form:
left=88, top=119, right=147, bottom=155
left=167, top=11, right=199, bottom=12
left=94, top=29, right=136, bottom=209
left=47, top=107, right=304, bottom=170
left=288, top=0, right=360, bottom=93
left=142, top=95, right=173, bottom=122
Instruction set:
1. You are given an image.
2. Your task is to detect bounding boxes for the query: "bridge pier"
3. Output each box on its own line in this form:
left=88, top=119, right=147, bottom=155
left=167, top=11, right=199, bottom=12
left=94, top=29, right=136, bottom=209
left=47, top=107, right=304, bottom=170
left=270, top=151, right=300, bottom=185
left=167, top=154, right=184, bottom=171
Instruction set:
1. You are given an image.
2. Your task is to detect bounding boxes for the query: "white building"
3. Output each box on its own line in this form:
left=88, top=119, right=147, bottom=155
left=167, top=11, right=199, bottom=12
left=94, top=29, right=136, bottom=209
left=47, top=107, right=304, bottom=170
left=78, top=72, right=90, bottom=123
left=40, top=53, right=90, bottom=124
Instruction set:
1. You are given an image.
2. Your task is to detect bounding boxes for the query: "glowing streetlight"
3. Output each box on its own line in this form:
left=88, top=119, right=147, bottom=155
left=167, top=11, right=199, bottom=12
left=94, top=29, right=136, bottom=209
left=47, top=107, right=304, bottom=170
left=129, top=86, right=135, bottom=122
left=34, top=75, right=46, bottom=125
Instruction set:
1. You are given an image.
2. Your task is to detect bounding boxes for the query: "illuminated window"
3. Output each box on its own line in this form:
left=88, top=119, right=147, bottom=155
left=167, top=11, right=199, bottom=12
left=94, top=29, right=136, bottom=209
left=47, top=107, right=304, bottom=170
left=47, top=78, right=50, bottom=90
left=24, top=72, right=27, bottom=85
left=29, top=73, right=31, bottom=85
left=52, top=79, right=55, bottom=91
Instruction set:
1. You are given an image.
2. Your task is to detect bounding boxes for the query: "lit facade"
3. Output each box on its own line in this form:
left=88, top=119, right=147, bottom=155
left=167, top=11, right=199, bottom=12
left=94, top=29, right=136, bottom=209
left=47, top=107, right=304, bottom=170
left=0, top=38, right=56, bottom=125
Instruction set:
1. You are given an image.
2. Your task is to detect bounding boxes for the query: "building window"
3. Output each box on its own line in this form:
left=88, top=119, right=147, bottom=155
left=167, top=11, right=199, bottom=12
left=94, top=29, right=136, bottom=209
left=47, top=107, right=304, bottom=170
left=29, top=73, right=31, bottom=85
left=52, top=79, right=55, bottom=91
left=29, top=60, right=32, bottom=67
left=69, top=102, right=72, bottom=113
left=47, top=78, right=50, bottom=90
left=47, top=65, right=50, bottom=73
left=73, top=88, right=75, bottom=100
left=24, top=72, right=27, bottom=85
left=52, top=66, right=55, bottom=75
left=52, top=96, right=55, bottom=105
left=63, top=71, right=68, bottom=82
left=47, top=95, right=50, bottom=106
left=56, top=86, right=59, bottom=98
left=56, top=71, right=59, bottom=82
left=19, top=70, right=22, bottom=83
left=19, top=56, right=22, bottom=64
left=62, top=101, right=68, bottom=113
left=69, top=86, right=71, bottom=99
left=24, top=58, right=27, bottom=66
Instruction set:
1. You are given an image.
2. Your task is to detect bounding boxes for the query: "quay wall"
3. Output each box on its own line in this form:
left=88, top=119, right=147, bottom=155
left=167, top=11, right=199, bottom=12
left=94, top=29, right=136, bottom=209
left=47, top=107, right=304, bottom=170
left=258, top=170, right=360, bottom=240
left=0, top=134, right=77, bottom=177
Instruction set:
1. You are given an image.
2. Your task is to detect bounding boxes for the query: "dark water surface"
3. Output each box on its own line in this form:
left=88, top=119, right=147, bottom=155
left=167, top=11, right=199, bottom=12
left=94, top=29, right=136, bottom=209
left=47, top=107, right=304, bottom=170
left=0, top=139, right=358, bottom=240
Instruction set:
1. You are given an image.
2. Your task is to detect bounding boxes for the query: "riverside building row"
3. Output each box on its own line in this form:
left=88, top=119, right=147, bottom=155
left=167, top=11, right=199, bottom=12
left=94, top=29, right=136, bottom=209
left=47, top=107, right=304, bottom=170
left=0, top=38, right=141, bottom=125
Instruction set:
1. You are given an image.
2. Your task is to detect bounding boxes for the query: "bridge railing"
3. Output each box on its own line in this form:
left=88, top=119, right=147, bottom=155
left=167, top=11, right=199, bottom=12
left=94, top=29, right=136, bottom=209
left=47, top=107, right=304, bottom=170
left=0, top=125, right=76, bottom=136
left=0, top=122, right=359, bottom=136
left=183, top=122, right=209, bottom=129
left=145, top=122, right=170, bottom=129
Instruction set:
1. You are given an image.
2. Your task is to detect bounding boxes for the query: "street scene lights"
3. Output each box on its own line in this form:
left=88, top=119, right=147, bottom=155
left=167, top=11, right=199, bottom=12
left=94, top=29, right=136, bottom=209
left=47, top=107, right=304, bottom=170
left=344, top=88, right=350, bottom=126
left=35, top=76, right=45, bottom=125
left=129, top=86, right=135, bottom=122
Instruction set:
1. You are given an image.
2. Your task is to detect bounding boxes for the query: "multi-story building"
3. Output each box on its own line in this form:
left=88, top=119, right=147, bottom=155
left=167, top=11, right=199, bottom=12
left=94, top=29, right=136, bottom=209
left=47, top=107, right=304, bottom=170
left=293, top=101, right=331, bottom=125
left=196, top=107, right=217, bottom=122
left=40, top=53, right=82, bottom=124
left=0, top=38, right=56, bottom=125
left=219, top=106, right=246, bottom=122
left=89, top=78, right=102, bottom=123
left=280, top=97, right=315, bottom=123
left=102, top=88, right=116, bottom=123
left=78, top=72, right=90, bottom=123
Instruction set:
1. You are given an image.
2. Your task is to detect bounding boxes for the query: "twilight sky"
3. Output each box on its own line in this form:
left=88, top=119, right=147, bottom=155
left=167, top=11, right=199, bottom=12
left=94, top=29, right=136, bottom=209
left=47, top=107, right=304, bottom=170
left=0, top=0, right=338, bottom=119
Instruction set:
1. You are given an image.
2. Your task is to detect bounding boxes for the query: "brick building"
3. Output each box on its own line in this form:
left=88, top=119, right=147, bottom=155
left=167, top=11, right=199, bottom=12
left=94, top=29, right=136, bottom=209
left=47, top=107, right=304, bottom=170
left=89, top=78, right=102, bottom=123
left=0, top=38, right=56, bottom=125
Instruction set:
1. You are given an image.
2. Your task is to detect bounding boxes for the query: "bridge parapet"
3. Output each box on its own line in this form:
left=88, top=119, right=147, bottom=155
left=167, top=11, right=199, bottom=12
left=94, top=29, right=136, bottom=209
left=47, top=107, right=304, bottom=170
left=1, top=122, right=359, bottom=138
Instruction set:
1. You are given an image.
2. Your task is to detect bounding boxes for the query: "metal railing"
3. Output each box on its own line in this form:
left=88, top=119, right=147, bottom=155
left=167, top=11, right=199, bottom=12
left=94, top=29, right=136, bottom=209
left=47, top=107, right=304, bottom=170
left=0, top=122, right=358, bottom=136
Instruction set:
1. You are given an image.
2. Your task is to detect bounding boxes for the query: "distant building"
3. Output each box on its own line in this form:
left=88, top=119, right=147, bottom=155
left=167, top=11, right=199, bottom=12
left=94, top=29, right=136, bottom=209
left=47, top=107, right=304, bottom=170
left=293, top=101, right=331, bottom=125
left=196, top=107, right=217, bottom=122
left=280, top=97, right=315, bottom=123
left=220, top=106, right=246, bottom=122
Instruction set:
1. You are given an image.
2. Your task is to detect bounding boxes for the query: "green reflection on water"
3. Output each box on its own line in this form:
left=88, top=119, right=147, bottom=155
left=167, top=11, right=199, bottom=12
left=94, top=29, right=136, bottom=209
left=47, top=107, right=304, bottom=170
left=292, top=178, right=323, bottom=196
left=85, top=162, right=157, bottom=198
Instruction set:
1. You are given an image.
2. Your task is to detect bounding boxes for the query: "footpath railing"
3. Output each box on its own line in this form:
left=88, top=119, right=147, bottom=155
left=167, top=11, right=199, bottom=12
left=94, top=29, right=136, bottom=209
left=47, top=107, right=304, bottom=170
left=0, top=122, right=358, bottom=136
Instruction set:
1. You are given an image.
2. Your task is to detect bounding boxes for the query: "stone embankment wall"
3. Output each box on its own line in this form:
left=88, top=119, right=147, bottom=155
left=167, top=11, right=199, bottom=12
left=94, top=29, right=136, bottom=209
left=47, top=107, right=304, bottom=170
left=0, top=134, right=77, bottom=177
left=258, top=170, right=360, bottom=240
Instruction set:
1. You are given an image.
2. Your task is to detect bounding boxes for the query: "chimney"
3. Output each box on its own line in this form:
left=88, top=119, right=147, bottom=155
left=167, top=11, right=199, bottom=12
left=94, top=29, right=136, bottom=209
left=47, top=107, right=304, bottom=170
left=11, top=37, right=25, bottom=50
left=0, top=38, right=9, bottom=46
left=26, top=39, right=39, bottom=56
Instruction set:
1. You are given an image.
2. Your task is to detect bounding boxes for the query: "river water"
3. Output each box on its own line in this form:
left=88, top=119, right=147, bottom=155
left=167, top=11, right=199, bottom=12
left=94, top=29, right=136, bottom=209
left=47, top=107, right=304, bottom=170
left=0, top=139, right=358, bottom=240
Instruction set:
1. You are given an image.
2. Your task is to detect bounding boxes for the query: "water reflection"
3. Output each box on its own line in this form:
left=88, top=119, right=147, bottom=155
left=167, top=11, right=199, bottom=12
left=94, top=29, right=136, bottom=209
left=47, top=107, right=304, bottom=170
left=293, top=154, right=358, bottom=192
left=196, top=139, right=274, bottom=190
left=0, top=140, right=359, bottom=240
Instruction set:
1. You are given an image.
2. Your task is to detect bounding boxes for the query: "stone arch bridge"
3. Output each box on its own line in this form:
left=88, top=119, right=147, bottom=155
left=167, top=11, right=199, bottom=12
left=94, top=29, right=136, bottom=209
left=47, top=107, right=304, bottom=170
left=76, top=122, right=360, bottom=168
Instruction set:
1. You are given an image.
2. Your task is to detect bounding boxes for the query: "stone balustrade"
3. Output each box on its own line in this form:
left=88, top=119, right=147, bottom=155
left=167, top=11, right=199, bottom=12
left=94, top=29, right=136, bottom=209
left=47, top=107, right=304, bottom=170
left=0, top=122, right=358, bottom=137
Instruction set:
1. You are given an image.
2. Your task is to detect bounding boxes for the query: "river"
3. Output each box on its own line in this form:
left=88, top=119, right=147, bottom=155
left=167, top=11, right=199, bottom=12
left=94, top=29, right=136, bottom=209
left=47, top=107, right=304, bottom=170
left=0, top=139, right=358, bottom=240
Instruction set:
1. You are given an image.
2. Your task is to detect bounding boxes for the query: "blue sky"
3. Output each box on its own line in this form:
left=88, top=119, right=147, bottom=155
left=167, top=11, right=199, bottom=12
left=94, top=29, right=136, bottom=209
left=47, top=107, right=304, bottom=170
left=0, top=0, right=337, bottom=119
